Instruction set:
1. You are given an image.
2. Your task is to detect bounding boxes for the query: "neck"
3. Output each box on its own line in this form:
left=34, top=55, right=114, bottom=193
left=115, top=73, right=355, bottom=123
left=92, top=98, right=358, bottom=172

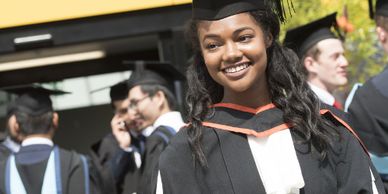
left=152, top=103, right=172, bottom=124
left=25, top=133, right=52, bottom=140
left=308, top=78, right=334, bottom=94
left=159, top=107, right=172, bottom=117
left=222, top=82, right=271, bottom=108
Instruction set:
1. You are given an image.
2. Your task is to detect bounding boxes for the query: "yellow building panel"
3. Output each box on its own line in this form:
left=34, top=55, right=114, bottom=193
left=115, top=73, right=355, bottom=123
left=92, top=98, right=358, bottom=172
left=172, top=0, right=192, bottom=5
left=0, top=0, right=192, bottom=29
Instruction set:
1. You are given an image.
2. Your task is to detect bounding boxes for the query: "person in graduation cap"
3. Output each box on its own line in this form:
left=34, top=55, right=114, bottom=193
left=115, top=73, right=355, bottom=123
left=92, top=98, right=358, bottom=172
left=0, top=102, right=24, bottom=160
left=0, top=85, right=102, bottom=194
left=110, top=69, right=184, bottom=194
left=283, top=13, right=349, bottom=110
left=90, top=80, right=145, bottom=194
left=155, top=0, right=385, bottom=193
left=346, top=0, right=388, bottom=191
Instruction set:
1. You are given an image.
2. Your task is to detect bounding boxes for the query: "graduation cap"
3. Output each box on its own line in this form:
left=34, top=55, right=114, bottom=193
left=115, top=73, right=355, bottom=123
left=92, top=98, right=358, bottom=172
left=127, top=70, right=170, bottom=91
left=283, top=12, right=338, bottom=58
left=192, top=0, right=294, bottom=22
left=90, top=80, right=129, bottom=102
left=123, top=60, right=186, bottom=106
left=2, top=84, right=69, bottom=116
left=123, top=60, right=185, bottom=90
left=369, top=0, right=388, bottom=19
left=123, top=60, right=185, bottom=81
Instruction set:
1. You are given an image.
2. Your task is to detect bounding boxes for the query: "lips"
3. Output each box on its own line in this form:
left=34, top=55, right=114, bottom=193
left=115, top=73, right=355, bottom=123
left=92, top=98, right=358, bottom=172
left=338, top=70, right=347, bottom=77
left=223, top=63, right=250, bottom=73
left=221, top=62, right=252, bottom=80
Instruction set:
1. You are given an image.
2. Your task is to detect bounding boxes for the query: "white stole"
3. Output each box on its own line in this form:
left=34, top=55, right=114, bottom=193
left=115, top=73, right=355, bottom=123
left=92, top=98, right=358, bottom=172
left=247, top=129, right=305, bottom=194
left=7, top=149, right=59, bottom=194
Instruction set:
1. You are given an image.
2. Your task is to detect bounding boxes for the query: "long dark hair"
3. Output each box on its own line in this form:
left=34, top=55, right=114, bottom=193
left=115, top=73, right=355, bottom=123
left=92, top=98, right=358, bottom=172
left=185, top=6, right=339, bottom=167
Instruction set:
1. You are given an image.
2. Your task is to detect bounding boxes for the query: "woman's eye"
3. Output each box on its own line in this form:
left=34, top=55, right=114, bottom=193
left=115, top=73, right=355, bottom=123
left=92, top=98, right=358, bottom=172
left=238, top=35, right=252, bottom=42
left=206, top=43, right=218, bottom=50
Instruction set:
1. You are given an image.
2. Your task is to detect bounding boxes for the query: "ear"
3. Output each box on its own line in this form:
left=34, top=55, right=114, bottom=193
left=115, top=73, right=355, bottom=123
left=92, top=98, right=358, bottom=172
left=52, top=112, right=59, bottom=130
left=377, top=26, right=387, bottom=43
left=154, top=91, right=166, bottom=109
left=303, top=56, right=319, bottom=74
left=10, top=115, right=20, bottom=133
left=266, top=33, right=273, bottom=48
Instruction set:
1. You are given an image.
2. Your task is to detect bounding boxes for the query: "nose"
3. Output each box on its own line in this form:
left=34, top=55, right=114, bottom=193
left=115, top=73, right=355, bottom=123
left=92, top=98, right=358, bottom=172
left=338, top=54, right=349, bottom=67
left=127, top=107, right=137, bottom=118
left=222, top=41, right=243, bottom=63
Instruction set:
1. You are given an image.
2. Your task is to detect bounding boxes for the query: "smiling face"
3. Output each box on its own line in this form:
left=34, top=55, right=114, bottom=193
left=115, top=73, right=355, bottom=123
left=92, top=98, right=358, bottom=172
left=306, top=38, right=349, bottom=92
left=197, top=12, right=270, bottom=97
left=128, top=85, right=161, bottom=130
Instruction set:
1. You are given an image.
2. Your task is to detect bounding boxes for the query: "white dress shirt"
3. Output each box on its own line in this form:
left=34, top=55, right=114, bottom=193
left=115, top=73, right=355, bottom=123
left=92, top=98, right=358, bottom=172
left=308, top=82, right=335, bottom=106
left=22, top=137, right=54, bottom=147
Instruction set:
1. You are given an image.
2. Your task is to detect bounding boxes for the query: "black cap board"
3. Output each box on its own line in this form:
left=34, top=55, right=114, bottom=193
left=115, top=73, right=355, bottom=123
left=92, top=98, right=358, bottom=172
left=283, top=12, right=338, bottom=58
left=90, top=80, right=129, bottom=102
left=122, top=60, right=185, bottom=81
left=192, top=0, right=293, bottom=22
left=127, top=70, right=170, bottom=91
left=369, top=0, right=388, bottom=19
left=123, top=60, right=186, bottom=92
left=2, top=84, right=69, bottom=116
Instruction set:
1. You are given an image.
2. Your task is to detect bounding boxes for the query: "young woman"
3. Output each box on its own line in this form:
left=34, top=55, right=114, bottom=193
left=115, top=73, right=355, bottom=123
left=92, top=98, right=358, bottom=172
left=156, top=0, right=384, bottom=193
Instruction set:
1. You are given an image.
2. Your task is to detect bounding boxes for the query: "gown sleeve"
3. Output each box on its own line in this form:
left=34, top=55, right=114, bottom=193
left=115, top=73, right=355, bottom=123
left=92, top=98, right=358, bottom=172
left=158, top=129, right=203, bottom=194
left=336, top=127, right=385, bottom=194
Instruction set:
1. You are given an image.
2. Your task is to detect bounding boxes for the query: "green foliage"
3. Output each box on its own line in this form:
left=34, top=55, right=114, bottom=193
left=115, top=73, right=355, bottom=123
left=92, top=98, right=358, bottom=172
left=280, top=0, right=386, bottom=90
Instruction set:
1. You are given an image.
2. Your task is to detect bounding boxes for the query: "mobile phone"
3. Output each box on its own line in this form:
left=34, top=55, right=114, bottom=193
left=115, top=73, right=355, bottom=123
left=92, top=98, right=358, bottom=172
left=118, top=121, right=126, bottom=129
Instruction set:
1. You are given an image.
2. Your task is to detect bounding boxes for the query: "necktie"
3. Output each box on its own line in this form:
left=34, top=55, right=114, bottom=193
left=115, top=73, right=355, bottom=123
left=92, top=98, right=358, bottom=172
left=333, top=100, right=343, bottom=110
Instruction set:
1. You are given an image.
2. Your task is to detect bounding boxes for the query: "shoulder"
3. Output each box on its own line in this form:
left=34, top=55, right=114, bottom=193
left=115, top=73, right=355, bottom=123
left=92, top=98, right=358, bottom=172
left=148, top=126, right=176, bottom=145
left=355, top=70, right=388, bottom=99
left=0, top=144, right=11, bottom=160
left=319, top=110, right=367, bottom=154
left=159, top=127, right=191, bottom=169
left=0, top=133, right=6, bottom=142
left=57, top=147, right=89, bottom=171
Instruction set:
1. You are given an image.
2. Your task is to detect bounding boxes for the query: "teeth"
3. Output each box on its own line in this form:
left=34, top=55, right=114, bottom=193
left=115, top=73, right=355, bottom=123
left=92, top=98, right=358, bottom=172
left=224, top=63, right=249, bottom=73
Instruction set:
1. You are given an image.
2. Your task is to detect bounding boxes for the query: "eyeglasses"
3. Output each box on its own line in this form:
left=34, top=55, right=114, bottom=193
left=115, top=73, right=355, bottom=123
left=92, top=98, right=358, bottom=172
left=128, top=95, right=149, bottom=110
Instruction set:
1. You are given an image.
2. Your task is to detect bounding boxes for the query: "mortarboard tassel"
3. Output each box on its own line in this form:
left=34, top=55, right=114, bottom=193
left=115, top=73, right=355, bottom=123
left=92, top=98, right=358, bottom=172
left=267, top=0, right=295, bottom=23
left=368, top=0, right=375, bottom=19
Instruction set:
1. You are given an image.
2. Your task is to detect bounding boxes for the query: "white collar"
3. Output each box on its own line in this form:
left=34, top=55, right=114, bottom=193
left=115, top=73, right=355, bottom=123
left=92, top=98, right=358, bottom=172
left=2, top=136, right=21, bottom=153
left=141, top=126, right=156, bottom=137
left=22, top=137, right=54, bottom=147
left=308, top=82, right=335, bottom=106
left=153, top=111, right=184, bottom=132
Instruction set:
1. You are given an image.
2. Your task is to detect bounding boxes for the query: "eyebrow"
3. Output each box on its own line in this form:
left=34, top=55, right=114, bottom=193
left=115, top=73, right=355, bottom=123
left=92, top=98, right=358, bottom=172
left=202, top=27, right=254, bottom=42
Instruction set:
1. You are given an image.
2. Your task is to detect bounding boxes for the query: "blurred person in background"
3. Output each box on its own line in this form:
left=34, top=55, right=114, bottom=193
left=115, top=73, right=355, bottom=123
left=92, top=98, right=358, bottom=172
left=284, top=13, right=349, bottom=110
left=0, top=101, right=23, bottom=160
left=90, top=80, right=144, bottom=194
left=0, top=85, right=102, bottom=194
left=347, top=0, right=388, bottom=191
left=111, top=70, right=184, bottom=194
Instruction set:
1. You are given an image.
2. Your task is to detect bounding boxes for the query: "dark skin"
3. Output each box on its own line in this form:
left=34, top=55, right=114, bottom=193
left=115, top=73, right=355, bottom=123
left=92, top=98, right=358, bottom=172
left=197, top=13, right=272, bottom=108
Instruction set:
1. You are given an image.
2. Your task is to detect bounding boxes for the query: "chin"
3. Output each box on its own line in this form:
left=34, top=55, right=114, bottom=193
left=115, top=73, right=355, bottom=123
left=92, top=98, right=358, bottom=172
left=337, top=79, right=348, bottom=86
left=225, top=81, right=254, bottom=93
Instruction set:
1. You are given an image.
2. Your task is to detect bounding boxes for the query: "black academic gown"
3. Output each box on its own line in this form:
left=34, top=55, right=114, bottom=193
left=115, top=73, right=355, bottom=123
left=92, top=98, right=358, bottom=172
left=347, top=67, right=388, bottom=156
left=90, top=133, right=141, bottom=194
left=0, top=135, right=12, bottom=161
left=158, top=104, right=385, bottom=194
left=108, top=126, right=175, bottom=194
left=0, top=144, right=102, bottom=194
left=138, top=126, right=175, bottom=194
